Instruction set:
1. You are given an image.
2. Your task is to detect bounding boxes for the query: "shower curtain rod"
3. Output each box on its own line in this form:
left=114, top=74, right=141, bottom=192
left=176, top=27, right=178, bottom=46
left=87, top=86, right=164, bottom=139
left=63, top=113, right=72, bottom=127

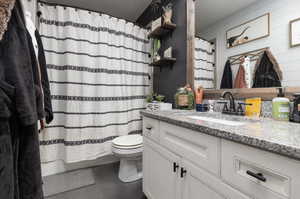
left=37, top=0, right=142, bottom=27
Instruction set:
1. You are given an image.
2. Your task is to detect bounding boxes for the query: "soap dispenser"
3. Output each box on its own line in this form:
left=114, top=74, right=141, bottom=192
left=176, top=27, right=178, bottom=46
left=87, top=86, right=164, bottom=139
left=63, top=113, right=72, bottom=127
left=290, top=93, right=300, bottom=123
left=272, top=88, right=290, bottom=121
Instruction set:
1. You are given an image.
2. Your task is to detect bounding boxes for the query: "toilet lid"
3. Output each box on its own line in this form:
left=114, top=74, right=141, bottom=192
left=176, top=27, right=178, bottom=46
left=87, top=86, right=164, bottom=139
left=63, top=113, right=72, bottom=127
left=112, top=135, right=143, bottom=148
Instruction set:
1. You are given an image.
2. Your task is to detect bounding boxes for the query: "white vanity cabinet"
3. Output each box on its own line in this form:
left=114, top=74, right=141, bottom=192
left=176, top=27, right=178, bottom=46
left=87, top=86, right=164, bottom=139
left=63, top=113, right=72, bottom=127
left=142, top=117, right=251, bottom=199
left=142, top=116, right=300, bottom=199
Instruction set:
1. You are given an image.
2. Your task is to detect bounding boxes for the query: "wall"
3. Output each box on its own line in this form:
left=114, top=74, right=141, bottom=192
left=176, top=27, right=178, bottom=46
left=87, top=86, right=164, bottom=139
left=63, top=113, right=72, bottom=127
left=137, top=0, right=188, bottom=104
left=199, top=0, right=300, bottom=89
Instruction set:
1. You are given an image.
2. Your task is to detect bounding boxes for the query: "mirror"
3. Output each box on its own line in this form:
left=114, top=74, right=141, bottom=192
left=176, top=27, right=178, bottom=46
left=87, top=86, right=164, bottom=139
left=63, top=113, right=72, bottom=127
left=193, top=0, right=300, bottom=93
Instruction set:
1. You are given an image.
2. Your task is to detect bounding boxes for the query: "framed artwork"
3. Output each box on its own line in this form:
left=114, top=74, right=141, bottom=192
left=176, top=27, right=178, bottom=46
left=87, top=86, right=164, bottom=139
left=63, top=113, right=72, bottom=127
left=290, top=18, right=300, bottom=48
left=226, top=13, right=270, bottom=48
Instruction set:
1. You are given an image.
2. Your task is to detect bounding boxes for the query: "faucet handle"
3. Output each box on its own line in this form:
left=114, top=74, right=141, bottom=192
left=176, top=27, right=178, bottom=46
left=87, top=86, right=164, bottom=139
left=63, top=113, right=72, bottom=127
left=218, top=101, right=229, bottom=112
left=238, top=103, right=253, bottom=107
left=237, top=103, right=253, bottom=115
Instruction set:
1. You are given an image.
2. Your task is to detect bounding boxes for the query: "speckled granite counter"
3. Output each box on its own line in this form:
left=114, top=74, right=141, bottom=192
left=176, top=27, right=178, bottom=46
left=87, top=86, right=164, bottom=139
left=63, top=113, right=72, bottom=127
left=141, top=110, right=300, bottom=160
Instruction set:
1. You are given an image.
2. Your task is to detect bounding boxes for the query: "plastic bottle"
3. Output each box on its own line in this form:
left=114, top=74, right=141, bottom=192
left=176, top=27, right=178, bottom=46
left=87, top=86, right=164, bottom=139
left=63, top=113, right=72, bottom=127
left=272, top=88, right=290, bottom=121
left=195, top=86, right=204, bottom=105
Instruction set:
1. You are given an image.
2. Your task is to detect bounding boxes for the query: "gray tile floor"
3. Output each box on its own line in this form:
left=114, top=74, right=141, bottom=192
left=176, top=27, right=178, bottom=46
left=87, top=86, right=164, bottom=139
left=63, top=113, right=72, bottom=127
left=46, top=163, right=146, bottom=199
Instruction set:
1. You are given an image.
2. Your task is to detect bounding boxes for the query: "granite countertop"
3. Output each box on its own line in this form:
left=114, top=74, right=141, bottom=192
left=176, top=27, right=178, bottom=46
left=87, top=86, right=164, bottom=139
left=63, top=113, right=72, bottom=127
left=141, top=110, right=300, bottom=160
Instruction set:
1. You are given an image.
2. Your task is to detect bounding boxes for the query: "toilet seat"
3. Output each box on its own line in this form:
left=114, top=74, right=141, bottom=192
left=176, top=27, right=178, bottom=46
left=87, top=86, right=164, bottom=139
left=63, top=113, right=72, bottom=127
left=113, top=144, right=143, bottom=149
left=112, top=135, right=143, bottom=149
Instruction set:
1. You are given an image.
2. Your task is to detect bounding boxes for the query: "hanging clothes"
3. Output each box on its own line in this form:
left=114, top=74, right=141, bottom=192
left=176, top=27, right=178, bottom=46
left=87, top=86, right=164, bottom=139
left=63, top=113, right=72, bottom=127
left=253, top=50, right=282, bottom=88
left=35, top=30, right=53, bottom=124
left=0, top=81, right=14, bottom=199
left=234, top=61, right=247, bottom=89
left=220, top=60, right=233, bottom=89
left=25, top=11, right=53, bottom=126
left=0, top=0, right=48, bottom=198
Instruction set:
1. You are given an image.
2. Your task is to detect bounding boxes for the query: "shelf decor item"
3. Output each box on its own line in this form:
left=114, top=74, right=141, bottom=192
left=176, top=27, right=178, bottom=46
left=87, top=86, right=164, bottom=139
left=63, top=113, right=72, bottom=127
left=162, top=3, right=173, bottom=25
left=151, top=17, right=162, bottom=32
left=164, top=47, right=172, bottom=58
left=226, top=13, right=270, bottom=48
left=151, top=39, right=161, bottom=62
left=290, top=17, right=300, bottom=48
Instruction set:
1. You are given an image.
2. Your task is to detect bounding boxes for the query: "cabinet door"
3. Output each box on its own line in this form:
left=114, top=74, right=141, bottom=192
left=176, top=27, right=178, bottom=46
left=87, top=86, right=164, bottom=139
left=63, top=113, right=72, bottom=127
left=143, top=137, right=181, bottom=199
left=181, top=160, right=251, bottom=199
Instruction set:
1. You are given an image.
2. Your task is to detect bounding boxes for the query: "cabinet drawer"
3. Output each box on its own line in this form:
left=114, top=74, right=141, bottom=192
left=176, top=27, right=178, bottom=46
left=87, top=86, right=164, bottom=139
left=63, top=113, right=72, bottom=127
left=182, top=159, right=251, bottom=199
left=160, top=122, right=221, bottom=176
left=143, top=117, right=160, bottom=143
left=222, top=140, right=300, bottom=199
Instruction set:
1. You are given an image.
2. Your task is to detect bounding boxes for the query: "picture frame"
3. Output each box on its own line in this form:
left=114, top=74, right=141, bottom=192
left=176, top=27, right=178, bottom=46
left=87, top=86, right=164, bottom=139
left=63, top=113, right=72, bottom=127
left=226, top=13, right=270, bottom=48
left=290, top=17, right=300, bottom=48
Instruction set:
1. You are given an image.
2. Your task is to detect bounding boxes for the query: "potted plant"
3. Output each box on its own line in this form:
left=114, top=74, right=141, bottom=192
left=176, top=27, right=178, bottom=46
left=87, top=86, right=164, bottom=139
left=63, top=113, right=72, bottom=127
left=146, top=93, right=172, bottom=111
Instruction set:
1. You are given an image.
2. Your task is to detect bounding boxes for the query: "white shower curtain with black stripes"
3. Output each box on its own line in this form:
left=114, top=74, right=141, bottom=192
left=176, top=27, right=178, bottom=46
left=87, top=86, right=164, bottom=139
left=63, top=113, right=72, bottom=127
left=194, top=37, right=215, bottom=89
left=38, top=3, right=151, bottom=163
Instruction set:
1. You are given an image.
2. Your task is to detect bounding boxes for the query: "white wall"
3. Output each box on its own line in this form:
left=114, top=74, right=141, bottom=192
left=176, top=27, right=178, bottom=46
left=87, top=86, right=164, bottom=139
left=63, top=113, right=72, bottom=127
left=199, top=0, right=300, bottom=89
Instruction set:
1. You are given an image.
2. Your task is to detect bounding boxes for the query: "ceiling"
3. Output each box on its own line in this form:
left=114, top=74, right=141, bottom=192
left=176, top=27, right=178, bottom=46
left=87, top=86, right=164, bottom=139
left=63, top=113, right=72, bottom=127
left=44, top=0, right=260, bottom=31
left=44, top=0, right=152, bottom=22
left=196, top=0, right=259, bottom=33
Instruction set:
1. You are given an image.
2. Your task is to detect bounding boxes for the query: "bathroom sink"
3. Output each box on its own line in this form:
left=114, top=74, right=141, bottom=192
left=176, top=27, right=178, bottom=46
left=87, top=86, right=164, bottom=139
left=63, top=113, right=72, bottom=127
left=187, top=116, right=245, bottom=126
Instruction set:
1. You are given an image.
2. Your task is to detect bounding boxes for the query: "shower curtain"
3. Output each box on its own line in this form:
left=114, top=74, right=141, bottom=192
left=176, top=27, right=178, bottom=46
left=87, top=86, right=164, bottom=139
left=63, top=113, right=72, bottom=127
left=38, top=3, right=151, bottom=163
left=194, top=37, right=215, bottom=89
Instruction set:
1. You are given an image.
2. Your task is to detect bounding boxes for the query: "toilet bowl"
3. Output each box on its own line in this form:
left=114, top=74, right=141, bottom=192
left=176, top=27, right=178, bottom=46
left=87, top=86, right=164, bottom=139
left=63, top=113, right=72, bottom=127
left=112, top=134, right=143, bottom=183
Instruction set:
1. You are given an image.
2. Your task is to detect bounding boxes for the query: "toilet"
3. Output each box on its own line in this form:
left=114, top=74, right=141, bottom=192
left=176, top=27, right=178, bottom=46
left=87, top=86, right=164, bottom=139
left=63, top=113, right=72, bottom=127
left=112, top=134, right=143, bottom=183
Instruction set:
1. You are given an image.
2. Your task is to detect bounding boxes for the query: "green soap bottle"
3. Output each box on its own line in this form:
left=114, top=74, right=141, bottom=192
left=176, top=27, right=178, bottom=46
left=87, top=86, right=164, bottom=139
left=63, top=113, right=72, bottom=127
left=175, top=86, right=194, bottom=110
left=272, top=88, right=290, bottom=121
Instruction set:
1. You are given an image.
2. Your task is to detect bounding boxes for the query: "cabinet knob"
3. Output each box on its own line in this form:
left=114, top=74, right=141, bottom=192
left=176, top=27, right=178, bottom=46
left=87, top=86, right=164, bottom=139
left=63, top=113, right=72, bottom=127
left=246, top=170, right=266, bottom=182
left=173, top=162, right=179, bottom=173
left=180, top=167, right=187, bottom=178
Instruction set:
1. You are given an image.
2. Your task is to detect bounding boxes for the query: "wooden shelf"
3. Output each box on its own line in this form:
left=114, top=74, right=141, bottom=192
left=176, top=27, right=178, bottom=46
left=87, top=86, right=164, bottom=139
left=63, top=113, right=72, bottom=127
left=148, top=23, right=177, bottom=39
left=150, top=57, right=176, bottom=67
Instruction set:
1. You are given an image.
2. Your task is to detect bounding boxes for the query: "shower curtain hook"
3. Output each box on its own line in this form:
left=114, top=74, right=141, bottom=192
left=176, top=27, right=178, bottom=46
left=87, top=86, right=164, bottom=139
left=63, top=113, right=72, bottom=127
left=37, top=11, right=42, bottom=18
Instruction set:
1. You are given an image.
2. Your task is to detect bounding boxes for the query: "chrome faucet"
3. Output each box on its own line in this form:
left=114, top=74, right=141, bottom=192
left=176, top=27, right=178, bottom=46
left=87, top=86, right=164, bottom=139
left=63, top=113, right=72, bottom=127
left=221, top=91, right=236, bottom=113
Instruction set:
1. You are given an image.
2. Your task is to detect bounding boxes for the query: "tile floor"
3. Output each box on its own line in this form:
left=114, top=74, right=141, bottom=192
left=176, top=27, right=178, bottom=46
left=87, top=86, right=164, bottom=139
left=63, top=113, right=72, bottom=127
left=46, top=163, right=146, bottom=199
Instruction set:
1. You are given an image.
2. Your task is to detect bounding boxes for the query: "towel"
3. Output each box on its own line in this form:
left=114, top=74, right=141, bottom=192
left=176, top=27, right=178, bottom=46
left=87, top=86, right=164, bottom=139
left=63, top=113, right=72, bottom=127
left=253, top=50, right=282, bottom=88
left=234, top=64, right=247, bottom=88
left=220, top=60, right=233, bottom=89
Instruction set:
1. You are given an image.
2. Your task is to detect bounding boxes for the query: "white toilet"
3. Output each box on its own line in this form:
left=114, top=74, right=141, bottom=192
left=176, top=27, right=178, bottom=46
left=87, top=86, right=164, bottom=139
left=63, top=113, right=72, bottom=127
left=112, top=134, right=143, bottom=183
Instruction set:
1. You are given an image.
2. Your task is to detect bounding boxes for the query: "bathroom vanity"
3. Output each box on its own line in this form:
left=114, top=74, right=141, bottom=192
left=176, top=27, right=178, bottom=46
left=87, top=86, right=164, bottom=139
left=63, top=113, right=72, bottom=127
left=141, top=110, right=300, bottom=199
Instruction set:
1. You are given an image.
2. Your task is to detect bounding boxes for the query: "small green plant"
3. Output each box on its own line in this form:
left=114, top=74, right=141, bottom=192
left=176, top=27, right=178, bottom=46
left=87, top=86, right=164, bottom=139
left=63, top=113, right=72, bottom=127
left=155, top=95, right=165, bottom=102
left=146, top=93, right=166, bottom=103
